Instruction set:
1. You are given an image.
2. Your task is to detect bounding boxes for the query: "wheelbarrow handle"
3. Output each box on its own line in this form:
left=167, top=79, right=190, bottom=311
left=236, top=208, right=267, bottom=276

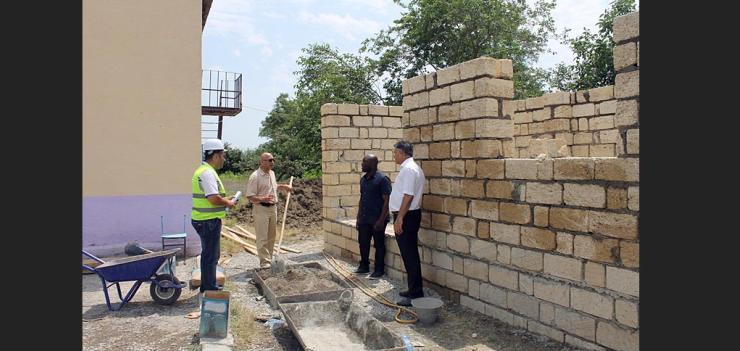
left=82, top=264, right=98, bottom=273
left=82, top=250, right=105, bottom=264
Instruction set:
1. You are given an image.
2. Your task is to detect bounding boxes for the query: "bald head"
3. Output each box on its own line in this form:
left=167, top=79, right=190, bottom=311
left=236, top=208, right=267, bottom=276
left=362, top=154, right=378, bottom=173
left=259, top=152, right=275, bottom=171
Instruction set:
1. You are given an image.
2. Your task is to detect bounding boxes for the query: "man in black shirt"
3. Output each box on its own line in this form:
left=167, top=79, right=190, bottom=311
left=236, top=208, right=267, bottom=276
left=355, top=154, right=392, bottom=278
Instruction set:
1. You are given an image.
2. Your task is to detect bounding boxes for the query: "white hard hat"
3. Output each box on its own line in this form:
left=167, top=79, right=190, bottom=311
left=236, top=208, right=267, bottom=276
left=203, top=139, right=225, bottom=152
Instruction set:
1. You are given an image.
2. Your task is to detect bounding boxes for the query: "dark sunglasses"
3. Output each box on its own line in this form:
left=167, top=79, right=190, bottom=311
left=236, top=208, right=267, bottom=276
left=264, top=158, right=275, bottom=162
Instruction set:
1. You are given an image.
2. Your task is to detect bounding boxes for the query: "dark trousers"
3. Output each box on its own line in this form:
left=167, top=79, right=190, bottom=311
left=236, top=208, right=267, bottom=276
left=191, top=218, right=221, bottom=292
left=394, top=209, right=423, bottom=295
left=357, top=223, right=386, bottom=273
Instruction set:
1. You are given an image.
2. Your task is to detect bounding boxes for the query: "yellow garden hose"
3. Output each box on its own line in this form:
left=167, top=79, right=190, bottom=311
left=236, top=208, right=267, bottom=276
left=323, top=252, right=419, bottom=324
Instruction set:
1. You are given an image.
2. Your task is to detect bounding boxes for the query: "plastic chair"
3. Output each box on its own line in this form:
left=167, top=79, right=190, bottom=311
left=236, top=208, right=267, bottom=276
left=161, top=215, right=187, bottom=258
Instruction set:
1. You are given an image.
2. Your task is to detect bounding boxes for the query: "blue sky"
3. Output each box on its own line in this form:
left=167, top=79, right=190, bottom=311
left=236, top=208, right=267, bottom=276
left=202, top=0, right=638, bottom=150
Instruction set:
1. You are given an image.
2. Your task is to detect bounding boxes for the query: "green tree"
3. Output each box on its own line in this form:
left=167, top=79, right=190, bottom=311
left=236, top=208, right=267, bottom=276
left=362, top=0, right=558, bottom=103
left=221, top=142, right=262, bottom=175
left=547, top=0, right=637, bottom=91
left=258, top=44, right=382, bottom=179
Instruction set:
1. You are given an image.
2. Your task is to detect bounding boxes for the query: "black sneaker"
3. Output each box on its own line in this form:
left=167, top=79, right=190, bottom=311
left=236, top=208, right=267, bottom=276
left=368, top=271, right=385, bottom=279
left=354, top=267, right=370, bottom=274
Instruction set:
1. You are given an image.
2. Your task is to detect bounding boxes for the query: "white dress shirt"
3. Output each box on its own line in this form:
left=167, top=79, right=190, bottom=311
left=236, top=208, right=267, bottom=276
left=389, top=157, right=425, bottom=212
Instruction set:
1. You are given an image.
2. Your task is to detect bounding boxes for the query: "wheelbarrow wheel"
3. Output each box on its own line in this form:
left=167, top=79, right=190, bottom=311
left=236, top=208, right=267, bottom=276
left=150, top=274, right=182, bottom=305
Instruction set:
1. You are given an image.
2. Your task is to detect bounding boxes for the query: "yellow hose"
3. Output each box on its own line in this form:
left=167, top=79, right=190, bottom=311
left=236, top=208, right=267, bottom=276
left=323, top=252, right=419, bottom=324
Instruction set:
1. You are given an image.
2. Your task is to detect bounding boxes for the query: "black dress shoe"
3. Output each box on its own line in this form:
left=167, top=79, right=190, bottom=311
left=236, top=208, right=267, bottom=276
left=368, top=271, right=385, bottom=279
left=354, top=267, right=370, bottom=274
left=399, top=290, right=424, bottom=299
left=396, top=297, right=412, bottom=306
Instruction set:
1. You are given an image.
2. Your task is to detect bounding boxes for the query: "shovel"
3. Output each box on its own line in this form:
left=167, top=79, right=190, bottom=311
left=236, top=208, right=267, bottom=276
left=271, top=176, right=294, bottom=274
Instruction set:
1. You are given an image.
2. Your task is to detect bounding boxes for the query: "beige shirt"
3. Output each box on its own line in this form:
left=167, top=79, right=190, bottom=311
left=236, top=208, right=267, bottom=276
left=246, top=168, right=278, bottom=200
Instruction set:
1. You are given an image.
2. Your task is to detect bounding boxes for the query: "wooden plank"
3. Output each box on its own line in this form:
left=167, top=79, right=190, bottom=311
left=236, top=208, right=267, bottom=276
left=221, top=230, right=251, bottom=247
left=232, top=224, right=300, bottom=253
left=224, top=230, right=300, bottom=253
left=82, top=259, right=101, bottom=274
left=189, top=267, right=226, bottom=287
left=222, top=231, right=259, bottom=256
left=227, top=225, right=256, bottom=240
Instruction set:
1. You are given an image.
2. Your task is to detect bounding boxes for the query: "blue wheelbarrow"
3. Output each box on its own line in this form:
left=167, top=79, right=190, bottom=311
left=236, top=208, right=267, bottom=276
left=82, top=249, right=186, bottom=311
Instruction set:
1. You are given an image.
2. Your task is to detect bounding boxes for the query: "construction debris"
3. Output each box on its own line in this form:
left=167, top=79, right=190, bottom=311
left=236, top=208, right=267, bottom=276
left=222, top=225, right=301, bottom=254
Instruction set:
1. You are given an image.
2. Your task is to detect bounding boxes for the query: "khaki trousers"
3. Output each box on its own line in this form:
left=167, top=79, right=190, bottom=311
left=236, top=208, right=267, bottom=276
left=254, top=204, right=278, bottom=265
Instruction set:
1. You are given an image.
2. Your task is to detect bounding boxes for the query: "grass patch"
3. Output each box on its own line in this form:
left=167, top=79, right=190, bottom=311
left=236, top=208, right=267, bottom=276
left=229, top=299, right=264, bottom=349
left=223, top=280, right=265, bottom=349
left=219, top=172, right=248, bottom=182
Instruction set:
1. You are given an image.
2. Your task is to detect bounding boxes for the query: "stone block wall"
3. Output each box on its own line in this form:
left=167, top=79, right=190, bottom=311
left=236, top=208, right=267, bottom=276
left=320, top=103, right=404, bottom=221
left=321, top=11, right=639, bottom=351
left=512, top=87, right=622, bottom=158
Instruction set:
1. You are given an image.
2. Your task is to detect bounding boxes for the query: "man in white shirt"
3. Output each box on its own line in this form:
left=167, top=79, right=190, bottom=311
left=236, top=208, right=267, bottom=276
left=246, top=152, right=293, bottom=268
left=186, top=139, right=236, bottom=319
left=389, top=140, right=425, bottom=305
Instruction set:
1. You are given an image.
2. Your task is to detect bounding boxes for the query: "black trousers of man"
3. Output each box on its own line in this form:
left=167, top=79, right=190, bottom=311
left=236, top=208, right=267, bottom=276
left=357, top=223, right=386, bottom=273
left=394, top=209, right=423, bottom=297
left=191, top=218, right=221, bottom=292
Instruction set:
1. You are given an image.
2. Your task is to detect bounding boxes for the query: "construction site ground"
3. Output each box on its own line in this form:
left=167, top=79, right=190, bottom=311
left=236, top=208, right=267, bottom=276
left=84, top=226, right=581, bottom=351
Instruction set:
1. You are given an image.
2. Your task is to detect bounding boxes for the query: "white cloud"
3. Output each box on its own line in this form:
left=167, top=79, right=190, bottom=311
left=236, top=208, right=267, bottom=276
left=298, top=11, right=382, bottom=41
left=205, top=0, right=272, bottom=56
left=234, top=49, right=241, bottom=57
left=534, top=0, right=639, bottom=69
left=339, top=0, right=398, bottom=15
left=533, top=0, right=609, bottom=68
left=552, top=0, right=608, bottom=33
left=262, top=11, right=286, bottom=20
left=261, top=46, right=274, bottom=58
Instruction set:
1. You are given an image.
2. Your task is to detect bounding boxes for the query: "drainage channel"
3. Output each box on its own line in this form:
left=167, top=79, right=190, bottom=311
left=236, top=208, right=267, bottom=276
left=253, top=261, right=408, bottom=350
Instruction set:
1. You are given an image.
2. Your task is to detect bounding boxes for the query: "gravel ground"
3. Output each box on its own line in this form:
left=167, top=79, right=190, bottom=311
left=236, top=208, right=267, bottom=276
left=84, top=229, right=581, bottom=351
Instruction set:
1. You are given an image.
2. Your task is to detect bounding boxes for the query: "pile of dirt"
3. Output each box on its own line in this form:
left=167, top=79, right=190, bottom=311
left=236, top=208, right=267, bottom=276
left=228, top=178, right=323, bottom=231
left=260, top=266, right=341, bottom=296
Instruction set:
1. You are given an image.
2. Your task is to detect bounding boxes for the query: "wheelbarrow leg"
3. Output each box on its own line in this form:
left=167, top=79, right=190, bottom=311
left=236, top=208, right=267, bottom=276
left=117, top=281, right=144, bottom=310
left=108, top=280, right=144, bottom=311
left=100, top=279, right=144, bottom=311
left=115, top=283, right=124, bottom=301
left=98, top=276, right=116, bottom=311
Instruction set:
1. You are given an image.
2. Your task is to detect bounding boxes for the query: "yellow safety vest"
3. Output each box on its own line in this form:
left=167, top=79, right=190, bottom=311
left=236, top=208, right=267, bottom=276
left=191, top=163, right=226, bottom=220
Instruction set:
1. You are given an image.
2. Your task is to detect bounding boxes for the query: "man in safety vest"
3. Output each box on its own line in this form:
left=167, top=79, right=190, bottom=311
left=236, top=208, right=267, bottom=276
left=191, top=139, right=236, bottom=296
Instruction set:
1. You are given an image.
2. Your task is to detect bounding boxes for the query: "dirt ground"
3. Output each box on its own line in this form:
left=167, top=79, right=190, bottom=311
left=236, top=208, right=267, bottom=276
left=223, top=178, right=324, bottom=231
left=260, top=266, right=342, bottom=297
left=83, top=219, right=582, bottom=351
left=82, top=256, right=202, bottom=351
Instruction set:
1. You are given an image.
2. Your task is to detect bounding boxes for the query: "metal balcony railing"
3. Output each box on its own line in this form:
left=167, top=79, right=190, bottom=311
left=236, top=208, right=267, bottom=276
left=201, top=70, right=242, bottom=116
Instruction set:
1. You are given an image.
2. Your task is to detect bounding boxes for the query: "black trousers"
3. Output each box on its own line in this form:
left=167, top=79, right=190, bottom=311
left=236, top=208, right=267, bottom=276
left=191, top=218, right=221, bottom=292
left=357, top=223, right=386, bottom=273
left=394, top=209, right=423, bottom=295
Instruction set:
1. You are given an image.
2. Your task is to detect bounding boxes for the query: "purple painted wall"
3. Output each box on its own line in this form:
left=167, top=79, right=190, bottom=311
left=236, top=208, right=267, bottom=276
left=83, top=194, right=203, bottom=257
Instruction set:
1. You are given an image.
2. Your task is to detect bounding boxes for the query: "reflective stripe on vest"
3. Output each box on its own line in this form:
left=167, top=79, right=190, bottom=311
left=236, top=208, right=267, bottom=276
left=191, top=163, right=227, bottom=220
left=192, top=206, right=226, bottom=212
left=192, top=193, right=226, bottom=199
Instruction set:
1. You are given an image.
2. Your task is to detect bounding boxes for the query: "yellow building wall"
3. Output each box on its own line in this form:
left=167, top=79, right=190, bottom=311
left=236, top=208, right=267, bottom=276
left=83, top=0, right=202, bottom=197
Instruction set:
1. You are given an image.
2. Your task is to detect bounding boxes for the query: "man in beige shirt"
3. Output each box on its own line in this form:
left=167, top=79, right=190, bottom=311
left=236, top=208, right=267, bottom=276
left=246, top=152, right=293, bottom=268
